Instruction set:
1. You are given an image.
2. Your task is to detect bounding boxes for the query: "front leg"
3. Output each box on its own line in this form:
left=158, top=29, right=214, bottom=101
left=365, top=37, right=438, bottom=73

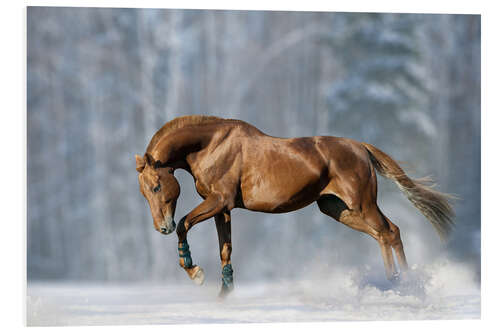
left=176, top=193, right=226, bottom=285
left=215, top=211, right=233, bottom=298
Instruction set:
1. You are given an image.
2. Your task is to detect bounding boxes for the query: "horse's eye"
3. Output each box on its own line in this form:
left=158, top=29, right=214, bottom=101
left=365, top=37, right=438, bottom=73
left=153, top=184, right=161, bottom=193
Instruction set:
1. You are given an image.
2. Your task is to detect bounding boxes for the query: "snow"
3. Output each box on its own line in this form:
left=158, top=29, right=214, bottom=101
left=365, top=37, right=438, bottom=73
left=27, top=259, right=480, bottom=326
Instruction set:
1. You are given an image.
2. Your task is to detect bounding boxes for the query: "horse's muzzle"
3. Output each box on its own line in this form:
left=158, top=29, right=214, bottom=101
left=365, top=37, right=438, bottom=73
left=159, top=216, right=176, bottom=235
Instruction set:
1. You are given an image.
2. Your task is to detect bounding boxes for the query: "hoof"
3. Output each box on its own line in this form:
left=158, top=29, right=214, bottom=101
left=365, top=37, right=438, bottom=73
left=192, top=266, right=205, bottom=285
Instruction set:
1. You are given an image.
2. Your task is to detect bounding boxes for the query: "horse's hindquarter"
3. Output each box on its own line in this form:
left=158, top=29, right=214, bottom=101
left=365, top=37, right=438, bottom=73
left=315, top=137, right=376, bottom=210
left=239, top=136, right=330, bottom=213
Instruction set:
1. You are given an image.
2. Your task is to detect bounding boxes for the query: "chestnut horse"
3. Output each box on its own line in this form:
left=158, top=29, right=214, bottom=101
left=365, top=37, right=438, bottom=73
left=135, top=115, right=454, bottom=297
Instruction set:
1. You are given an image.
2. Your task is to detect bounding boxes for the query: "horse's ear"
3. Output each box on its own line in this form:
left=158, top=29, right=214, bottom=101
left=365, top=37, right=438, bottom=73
left=144, top=153, right=154, bottom=166
left=144, top=153, right=164, bottom=169
left=135, top=154, right=145, bottom=172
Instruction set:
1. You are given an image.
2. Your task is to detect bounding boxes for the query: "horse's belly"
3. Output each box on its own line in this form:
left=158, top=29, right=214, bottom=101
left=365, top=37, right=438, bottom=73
left=244, top=192, right=318, bottom=213
left=240, top=170, right=325, bottom=213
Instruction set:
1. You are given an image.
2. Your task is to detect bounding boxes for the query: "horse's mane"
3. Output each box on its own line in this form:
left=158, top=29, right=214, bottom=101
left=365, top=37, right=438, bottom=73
left=146, top=115, right=225, bottom=153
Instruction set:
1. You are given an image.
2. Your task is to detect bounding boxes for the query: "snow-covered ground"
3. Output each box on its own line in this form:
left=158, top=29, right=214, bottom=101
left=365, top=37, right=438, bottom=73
left=27, top=260, right=480, bottom=326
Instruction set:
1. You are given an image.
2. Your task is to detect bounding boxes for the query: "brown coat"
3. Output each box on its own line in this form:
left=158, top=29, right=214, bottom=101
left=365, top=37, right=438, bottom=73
left=136, top=115, right=454, bottom=295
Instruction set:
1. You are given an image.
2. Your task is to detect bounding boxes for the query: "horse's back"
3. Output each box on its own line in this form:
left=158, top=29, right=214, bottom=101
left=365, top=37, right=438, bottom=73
left=242, top=134, right=375, bottom=211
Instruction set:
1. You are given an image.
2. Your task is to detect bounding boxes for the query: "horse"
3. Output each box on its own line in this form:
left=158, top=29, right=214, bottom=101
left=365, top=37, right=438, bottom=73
left=135, top=115, right=454, bottom=297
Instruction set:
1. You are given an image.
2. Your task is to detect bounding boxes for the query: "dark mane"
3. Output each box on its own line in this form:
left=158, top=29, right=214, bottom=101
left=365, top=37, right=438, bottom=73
left=146, top=115, right=224, bottom=153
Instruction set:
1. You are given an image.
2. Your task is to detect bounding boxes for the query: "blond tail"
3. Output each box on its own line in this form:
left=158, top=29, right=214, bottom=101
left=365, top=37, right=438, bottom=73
left=362, top=143, right=456, bottom=241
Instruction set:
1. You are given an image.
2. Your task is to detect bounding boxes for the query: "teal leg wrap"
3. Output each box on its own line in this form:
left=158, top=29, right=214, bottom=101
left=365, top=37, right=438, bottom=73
left=178, top=239, right=193, bottom=268
left=221, top=264, right=234, bottom=288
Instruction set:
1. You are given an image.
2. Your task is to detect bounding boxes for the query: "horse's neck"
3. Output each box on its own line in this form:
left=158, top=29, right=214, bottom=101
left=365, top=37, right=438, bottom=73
left=151, top=125, right=215, bottom=169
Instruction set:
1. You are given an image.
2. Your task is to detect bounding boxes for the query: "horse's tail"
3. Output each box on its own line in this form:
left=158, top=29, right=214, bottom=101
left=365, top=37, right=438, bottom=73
left=361, top=142, right=455, bottom=241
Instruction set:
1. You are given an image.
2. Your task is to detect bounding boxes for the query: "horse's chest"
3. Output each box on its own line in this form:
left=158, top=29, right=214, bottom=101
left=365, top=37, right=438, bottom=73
left=190, top=149, right=241, bottom=199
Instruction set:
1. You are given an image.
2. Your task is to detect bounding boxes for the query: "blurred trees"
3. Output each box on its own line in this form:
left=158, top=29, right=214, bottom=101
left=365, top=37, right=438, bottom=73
left=27, top=8, right=480, bottom=282
left=326, top=14, right=432, bottom=161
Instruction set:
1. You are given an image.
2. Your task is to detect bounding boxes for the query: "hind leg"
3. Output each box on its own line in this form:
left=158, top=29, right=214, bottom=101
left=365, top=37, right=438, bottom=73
left=378, top=237, right=396, bottom=280
left=317, top=195, right=399, bottom=280
left=394, top=242, right=408, bottom=273
left=365, top=208, right=410, bottom=279
left=382, top=214, right=409, bottom=274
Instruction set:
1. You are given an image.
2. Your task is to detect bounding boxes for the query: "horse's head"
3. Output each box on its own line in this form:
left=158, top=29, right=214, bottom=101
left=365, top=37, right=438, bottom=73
left=135, top=153, right=180, bottom=235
